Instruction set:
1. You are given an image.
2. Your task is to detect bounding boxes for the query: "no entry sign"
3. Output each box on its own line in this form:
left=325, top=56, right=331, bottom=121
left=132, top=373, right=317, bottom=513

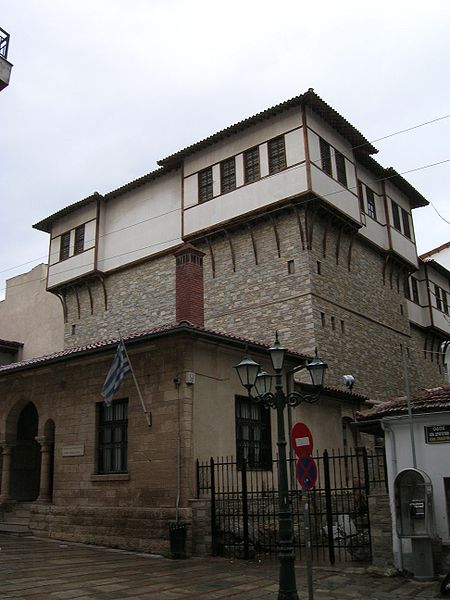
left=296, top=456, right=318, bottom=491
left=291, top=422, right=314, bottom=457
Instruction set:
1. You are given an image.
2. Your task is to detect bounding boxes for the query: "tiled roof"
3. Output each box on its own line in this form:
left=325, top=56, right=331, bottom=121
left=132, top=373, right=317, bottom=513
left=0, top=321, right=309, bottom=376
left=420, top=241, right=450, bottom=260
left=33, top=192, right=102, bottom=233
left=158, top=88, right=377, bottom=167
left=357, top=384, right=450, bottom=421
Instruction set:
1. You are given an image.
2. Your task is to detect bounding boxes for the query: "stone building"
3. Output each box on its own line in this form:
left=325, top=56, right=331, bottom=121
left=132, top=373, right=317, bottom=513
left=1, top=89, right=449, bottom=554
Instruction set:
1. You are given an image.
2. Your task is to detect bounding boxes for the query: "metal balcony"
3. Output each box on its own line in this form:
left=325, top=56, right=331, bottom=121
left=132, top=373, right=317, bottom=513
left=0, top=27, right=9, bottom=59
left=0, top=27, right=12, bottom=91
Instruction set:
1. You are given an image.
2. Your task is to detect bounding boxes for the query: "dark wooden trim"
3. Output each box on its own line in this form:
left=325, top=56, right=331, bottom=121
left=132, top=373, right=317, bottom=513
left=335, top=226, right=342, bottom=265
left=85, top=281, right=94, bottom=315
left=98, top=274, right=108, bottom=311
left=347, top=232, right=356, bottom=271
left=94, top=197, right=101, bottom=271
left=53, top=290, right=68, bottom=324
left=223, top=230, right=236, bottom=272
left=247, top=223, right=258, bottom=265
left=302, top=105, right=312, bottom=192
left=206, top=237, right=216, bottom=278
left=322, top=217, right=330, bottom=258
left=295, top=206, right=306, bottom=251
left=70, top=285, right=81, bottom=319
left=50, top=217, right=97, bottom=241
left=269, top=214, right=281, bottom=258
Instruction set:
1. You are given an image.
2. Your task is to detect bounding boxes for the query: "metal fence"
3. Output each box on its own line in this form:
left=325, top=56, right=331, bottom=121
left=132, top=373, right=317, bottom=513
left=0, top=27, right=10, bottom=60
left=197, top=447, right=387, bottom=564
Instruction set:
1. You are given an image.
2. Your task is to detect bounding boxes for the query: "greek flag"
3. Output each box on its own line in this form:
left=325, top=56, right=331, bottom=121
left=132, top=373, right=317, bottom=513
left=101, top=340, right=131, bottom=406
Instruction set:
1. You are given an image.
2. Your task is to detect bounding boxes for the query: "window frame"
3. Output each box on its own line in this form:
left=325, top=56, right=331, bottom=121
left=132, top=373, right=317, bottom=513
left=96, top=398, right=128, bottom=475
left=59, top=231, right=71, bottom=262
left=410, top=277, right=420, bottom=304
left=401, top=207, right=412, bottom=239
left=244, top=146, right=260, bottom=184
left=335, top=149, right=347, bottom=187
left=268, top=136, right=287, bottom=175
left=74, top=224, right=85, bottom=255
left=198, top=167, right=214, bottom=203
left=319, top=137, right=332, bottom=177
left=366, top=187, right=377, bottom=220
left=220, top=157, right=236, bottom=194
left=391, top=200, right=402, bottom=231
left=235, top=395, right=272, bottom=470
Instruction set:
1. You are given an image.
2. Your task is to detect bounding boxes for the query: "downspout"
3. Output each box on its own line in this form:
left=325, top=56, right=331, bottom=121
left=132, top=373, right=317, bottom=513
left=174, top=376, right=182, bottom=521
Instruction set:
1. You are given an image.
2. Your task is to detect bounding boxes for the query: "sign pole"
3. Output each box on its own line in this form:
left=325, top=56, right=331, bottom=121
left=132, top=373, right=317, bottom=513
left=303, top=492, right=314, bottom=600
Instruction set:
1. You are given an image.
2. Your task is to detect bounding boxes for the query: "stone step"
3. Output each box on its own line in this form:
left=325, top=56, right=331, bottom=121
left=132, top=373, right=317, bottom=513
left=0, top=523, right=31, bottom=535
left=3, top=515, right=30, bottom=525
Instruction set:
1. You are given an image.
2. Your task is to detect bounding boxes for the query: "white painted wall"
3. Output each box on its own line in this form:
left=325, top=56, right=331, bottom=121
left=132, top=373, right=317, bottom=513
left=184, top=166, right=308, bottom=236
left=52, top=203, right=97, bottom=238
left=390, top=228, right=419, bottom=267
left=48, top=247, right=95, bottom=288
left=183, top=108, right=303, bottom=177
left=310, top=164, right=360, bottom=222
left=383, top=412, right=450, bottom=571
left=429, top=246, right=450, bottom=269
left=97, top=172, right=182, bottom=272
left=406, top=300, right=430, bottom=328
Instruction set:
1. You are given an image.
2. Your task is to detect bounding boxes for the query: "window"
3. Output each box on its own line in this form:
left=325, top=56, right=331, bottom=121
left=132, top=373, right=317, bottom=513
left=97, top=399, right=128, bottom=474
left=335, top=150, right=347, bottom=187
left=435, top=285, right=442, bottom=311
left=411, top=277, right=420, bottom=304
left=59, top=231, right=70, bottom=261
left=236, top=396, right=272, bottom=469
left=220, top=157, right=236, bottom=194
left=366, top=187, right=377, bottom=220
left=401, top=208, right=411, bottom=239
left=198, top=167, right=213, bottom=202
left=319, top=137, right=332, bottom=176
left=404, top=276, right=411, bottom=300
left=443, top=290, right=449, bottom=315
left=74, top=224, right=85, bottom=255
left=357, top=181, right=365, bottom=212
left=244, top=147, right=260, bottom=184
left=434, top=285, right=449, bottom=314
left=287, top=260, right=295, bottom=274
left=268, top=136, right=286, bottom=174
left=391, top=200, right=402, bottom=231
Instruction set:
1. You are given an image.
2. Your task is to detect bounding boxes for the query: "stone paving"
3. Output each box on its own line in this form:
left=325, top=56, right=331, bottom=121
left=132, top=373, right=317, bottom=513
left=0, top=533, right=440, bottom=599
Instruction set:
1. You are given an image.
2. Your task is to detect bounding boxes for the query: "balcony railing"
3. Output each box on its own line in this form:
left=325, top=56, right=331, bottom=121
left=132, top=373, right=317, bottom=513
left=0, top=27, right=10, bottom=60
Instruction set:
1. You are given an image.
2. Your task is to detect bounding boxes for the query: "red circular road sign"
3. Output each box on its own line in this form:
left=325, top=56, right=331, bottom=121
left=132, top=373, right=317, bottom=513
left=296, top=456, right=318, bottom=491
left=291, top=422, right=314, bottom=457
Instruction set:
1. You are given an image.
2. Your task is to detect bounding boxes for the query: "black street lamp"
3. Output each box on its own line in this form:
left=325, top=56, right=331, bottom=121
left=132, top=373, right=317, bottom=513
left=235, top=333, right=327, bottom=600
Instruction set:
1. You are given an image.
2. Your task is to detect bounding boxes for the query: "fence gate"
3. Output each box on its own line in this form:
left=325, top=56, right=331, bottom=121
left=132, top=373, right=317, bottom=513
left=196, top=448, right=387, bottom=564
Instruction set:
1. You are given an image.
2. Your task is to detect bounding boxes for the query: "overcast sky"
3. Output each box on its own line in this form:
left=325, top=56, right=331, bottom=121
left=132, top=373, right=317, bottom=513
left=1, top=0, right=449, bottom=300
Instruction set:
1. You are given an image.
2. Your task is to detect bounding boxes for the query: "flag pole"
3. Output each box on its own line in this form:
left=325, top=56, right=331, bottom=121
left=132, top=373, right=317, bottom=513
left=120, top=334, right=152, bottom=427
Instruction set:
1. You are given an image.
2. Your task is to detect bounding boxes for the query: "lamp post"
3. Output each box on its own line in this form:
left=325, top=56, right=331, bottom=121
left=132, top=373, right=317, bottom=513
left=235, top=333, right=327, bottom=600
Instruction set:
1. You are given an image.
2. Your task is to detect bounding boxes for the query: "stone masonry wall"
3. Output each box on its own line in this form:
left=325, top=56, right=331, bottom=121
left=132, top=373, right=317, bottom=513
left=0, top=334, right=196, bottom=553
left=63, top=253, right=175, bottom=348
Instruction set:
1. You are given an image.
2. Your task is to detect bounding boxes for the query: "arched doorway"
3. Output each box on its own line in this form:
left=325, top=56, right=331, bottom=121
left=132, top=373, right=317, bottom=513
left=10, top=403, right=40, bottom=501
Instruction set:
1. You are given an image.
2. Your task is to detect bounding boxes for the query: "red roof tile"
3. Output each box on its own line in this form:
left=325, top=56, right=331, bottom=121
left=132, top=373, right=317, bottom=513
left=357, top=384, right=450, bottom=421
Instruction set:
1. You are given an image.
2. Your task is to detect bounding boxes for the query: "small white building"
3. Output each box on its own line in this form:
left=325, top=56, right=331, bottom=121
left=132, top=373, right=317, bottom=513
left=358, top=385, right=450, bottom=574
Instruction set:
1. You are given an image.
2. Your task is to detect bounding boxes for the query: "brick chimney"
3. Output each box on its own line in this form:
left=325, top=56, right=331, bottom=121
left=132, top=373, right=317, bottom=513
left=174, top=244, right=205, bottom=327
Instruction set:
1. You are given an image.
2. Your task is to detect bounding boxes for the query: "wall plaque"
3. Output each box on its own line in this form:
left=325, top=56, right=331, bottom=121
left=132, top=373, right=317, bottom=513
left=424, top=425, right=450, bottom=444
left=62, top=444, right=85, bottom=457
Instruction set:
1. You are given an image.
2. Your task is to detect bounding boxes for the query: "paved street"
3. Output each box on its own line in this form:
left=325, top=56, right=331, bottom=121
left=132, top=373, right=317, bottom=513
left=0, top=533, right=439, bottom=599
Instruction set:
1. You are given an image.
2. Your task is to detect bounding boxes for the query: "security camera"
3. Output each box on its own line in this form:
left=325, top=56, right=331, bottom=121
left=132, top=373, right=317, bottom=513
left=342, top=375, right=355, bottom=390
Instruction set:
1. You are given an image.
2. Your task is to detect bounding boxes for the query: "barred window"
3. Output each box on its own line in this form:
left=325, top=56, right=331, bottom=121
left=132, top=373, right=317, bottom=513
left=335, top=150, right=347, bottom=187
left=366, top=187, right=377, bottom=220
left=357, top=181, right=364, bottom=212
left=97, top=399, right=128, bottom=474
left=268, top=136, right=286, bottom=174
left=59, top=231, right=70, bottom=261
left=244, top=147, right=260, bottom=184
left=319, top=137, right=332, bottom=176
left=74, top=224, right=85, bottom=255
left=220, top=157, right=236, bottom=194
left=236, top=396, right=272, bottom=470
left=198, top=167, right=213, bottom=203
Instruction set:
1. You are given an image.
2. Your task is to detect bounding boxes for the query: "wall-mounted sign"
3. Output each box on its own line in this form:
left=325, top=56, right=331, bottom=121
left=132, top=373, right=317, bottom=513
left=424, top=425, right=450, bottom=444
left=62, top=444, right=85, bottom=457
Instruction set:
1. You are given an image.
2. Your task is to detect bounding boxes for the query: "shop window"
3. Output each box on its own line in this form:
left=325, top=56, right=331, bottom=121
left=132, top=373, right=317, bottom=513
left=236, top=396, right=272, bottom=469
left=97, top=399, right=128, bottom=474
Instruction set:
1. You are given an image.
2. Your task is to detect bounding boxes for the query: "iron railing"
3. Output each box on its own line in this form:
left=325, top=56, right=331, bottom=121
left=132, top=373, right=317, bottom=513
left=0, top=27, right=10, bottom=60
left=197, top=447, right=387, bottom=564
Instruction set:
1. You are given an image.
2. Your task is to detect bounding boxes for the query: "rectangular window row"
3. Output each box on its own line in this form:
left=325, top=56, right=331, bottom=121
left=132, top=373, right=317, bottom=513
left=358, top=181, right=377, bottom=221
left=58, top=224, right=86, bottom=262
left=198, top=136, right=287, bottom=203
left=434, top=284, right=449, bottom=314
left=319, top=137, right=348, bottom=187
left=391, top=200, right=412, bottom=240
